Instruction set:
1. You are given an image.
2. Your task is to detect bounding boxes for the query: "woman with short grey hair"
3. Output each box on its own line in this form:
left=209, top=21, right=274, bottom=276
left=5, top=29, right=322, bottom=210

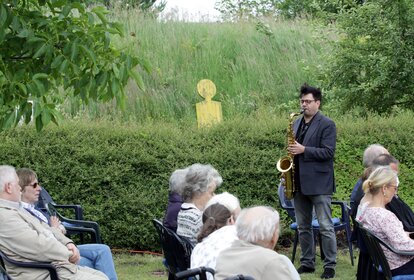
left=176, top=163, right=222, bottom=245
left=163, top=167, right=189, bottom=232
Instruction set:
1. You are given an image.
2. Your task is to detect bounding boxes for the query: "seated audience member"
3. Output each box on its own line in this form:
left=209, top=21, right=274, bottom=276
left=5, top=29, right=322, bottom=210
left=356, top=166, right=414, bottom=277
left=177, top=163, right=222, bottom=244
left=16, top=168, right=118, bottom=280
left=205, top=191, right=241, bottom=219
left=163, top=167, right=189, bottom=232
left=0, top=165, right=108, bottom=280
left=215, top=206, right=300, bottom=280
left=190, top=203, right=238, bottom=278
left=372, top=155, right=414, bottom=232
left=350, top=143, right=389, bottom=219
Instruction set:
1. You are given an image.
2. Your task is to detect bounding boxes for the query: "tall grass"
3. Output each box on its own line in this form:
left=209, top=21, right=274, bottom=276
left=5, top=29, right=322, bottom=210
left=67, top=8, right=331, bottom=122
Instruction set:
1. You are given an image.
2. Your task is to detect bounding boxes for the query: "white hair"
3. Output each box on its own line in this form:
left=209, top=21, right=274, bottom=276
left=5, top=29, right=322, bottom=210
left=363, top=144, right=389, bottom=167
left=181, top=163, right=222, bottom=201
left=169, top=168, right=189, bottom=194
left=0, top=165, right=17, bottom=192
left=236, top=206, right=280, bottom=244
left=205, top=192, right=240, bottom=214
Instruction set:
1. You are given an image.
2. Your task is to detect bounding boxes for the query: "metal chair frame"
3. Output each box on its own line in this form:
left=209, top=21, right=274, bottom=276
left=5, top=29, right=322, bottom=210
left=278, top=184, right=354, bottom=265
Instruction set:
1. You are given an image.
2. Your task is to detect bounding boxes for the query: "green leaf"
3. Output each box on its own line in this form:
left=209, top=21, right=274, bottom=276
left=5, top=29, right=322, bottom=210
left=33, top=73, right=48, bottom=80
left=33, top=79, right=45, bottom=94
left=2, top=110, right=16, bottom=129
left=17, top=28, right=30, bottom=38
left=41, top=109, right=51, bottom=127
left=79, top=45, right=96, bottom=64
left=128, top=70, right=145, bottom=91
left=33, top=101, right=41, bottom=118
left=59, top=59, right=68, bottom=73
left=23, top=102, right=33, bottom=124
left=35, top=115, right=43, bottom=132
left=33, top=43, right=47, bottom=59
left=70, top=42, right=78, bottom=62
left=93, top=10, right=108, bottom=26
left=0, top=5, right=8, bottom=27
left=16, top=82, right=27, bottom=95
left=111, top=22, right=125, bottom=37
left=51, top=55, right=64, bottom=69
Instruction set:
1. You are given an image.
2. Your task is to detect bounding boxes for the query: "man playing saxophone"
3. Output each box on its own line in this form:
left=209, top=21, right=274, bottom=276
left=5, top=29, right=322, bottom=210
left=287, top=83, right=337, bottom=279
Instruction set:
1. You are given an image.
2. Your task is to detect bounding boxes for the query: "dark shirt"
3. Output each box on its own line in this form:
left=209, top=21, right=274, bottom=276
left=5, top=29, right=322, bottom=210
left=294, top=116, right=314, bottom=190
left=163, top=192, right=183, bottom=232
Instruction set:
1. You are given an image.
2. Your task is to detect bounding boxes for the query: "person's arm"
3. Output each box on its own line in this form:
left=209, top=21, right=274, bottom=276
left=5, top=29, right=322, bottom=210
left=303, top=119, right=336, bottom=161
left=1, top=209, right=71, bottom=262
left=381, top=211, right=414, bottom=252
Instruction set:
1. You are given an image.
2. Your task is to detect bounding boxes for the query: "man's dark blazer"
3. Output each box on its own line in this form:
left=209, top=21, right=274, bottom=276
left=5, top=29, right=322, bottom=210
left=293, top=111, right=336, bottom=195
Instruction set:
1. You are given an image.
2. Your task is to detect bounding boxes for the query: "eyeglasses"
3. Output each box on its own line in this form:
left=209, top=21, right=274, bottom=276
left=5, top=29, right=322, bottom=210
left=27, top=182, right=40, bottom=189
left=300, top=99, right=316, bottom=105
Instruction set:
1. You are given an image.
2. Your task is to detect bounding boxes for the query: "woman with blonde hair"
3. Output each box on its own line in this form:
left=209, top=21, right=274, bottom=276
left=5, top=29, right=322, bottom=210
left=356, top=166, right=414, bottom=277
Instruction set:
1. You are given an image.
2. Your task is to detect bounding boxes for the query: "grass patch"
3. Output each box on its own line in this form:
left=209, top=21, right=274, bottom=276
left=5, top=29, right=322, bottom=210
left=113, top=246, right=357, bottom=279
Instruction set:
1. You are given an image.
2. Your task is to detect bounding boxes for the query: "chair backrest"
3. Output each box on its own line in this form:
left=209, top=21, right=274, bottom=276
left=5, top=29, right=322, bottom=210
left=356, top=222, right=392, bottom=280
left=152, top=219, right=193, bottom=274
left=223, top=275, right=255, bottom=280
left=277, top=184, right=296, bottom=220
left=36, top=188, right=55, bottom=210
left=175, top=266, right=215, bottom=280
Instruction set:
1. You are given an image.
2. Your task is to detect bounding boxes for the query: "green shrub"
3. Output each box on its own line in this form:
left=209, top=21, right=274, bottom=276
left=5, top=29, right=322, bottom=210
left=1, top=112, right=413, bottom=250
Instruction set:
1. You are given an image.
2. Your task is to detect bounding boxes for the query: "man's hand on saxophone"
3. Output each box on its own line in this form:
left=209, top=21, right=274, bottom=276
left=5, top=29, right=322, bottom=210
left=288, top=141, right=305, bottom=155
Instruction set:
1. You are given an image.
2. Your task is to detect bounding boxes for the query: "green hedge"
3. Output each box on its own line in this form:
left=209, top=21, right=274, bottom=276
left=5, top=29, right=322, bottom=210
left=1, top=112, right=413, bottom=251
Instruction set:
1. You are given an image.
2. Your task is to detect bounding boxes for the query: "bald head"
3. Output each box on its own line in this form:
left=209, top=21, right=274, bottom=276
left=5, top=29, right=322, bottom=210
left=363, top=144, right=389, bottom=168
left=236, top=206, right=280, bottom=248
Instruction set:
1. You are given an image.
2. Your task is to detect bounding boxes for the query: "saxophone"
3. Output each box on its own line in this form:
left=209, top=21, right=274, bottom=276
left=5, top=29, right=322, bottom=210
left=277, top=110, right=303, bottom=200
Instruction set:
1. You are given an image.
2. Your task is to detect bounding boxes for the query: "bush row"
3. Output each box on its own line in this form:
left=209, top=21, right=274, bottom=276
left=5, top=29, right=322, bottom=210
left=1, top=112, right=413, bottom=251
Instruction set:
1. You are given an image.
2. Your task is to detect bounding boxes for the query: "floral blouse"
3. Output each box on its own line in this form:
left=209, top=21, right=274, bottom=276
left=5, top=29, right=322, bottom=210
left=356, top=202, right=414, bottom=270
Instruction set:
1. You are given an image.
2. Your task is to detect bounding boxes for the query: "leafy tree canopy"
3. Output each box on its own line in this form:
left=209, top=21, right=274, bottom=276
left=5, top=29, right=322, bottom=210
left=323, top=0, right=414, bottom=114
left=0, top=0, right=147, bottom=131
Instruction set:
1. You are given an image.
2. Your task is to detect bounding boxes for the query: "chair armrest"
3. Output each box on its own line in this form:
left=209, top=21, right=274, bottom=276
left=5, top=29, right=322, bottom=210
left=60, top=217, right=102, bottom=244
left=0, top=250, right=58, bottom=280
left=373, top=233, right=414, bottom=256
left=175, top=266, right=215, bottom=280
left=52, top=204, right=84, bottom=220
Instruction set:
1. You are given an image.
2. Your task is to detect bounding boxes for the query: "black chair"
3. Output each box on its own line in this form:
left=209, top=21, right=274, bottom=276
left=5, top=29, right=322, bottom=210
left=224, top=275, right=255, bottom=280
left=35, top=188, right=102, bottom=244
left=357, top=221, right=414, bottom=280
left=45, top=203, right=103, bottom=244
left=277, top=184, right=354, bottom=265
left=152, top=219, right=194, bottom=280
left=36, top=188, right=83, bottom=220
left=175, top=266, right=215, bottom=280
left=0, top=249, right=58, bottom=280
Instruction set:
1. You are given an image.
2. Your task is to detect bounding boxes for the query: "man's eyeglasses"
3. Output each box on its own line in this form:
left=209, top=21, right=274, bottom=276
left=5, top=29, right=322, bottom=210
left=300, top=99, right=316, bottom=105
left=27, top=182, right=40, bottom=189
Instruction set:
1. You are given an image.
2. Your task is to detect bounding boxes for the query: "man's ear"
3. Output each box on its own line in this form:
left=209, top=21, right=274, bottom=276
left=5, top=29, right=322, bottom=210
left=4, top=183, right=12, bottom=194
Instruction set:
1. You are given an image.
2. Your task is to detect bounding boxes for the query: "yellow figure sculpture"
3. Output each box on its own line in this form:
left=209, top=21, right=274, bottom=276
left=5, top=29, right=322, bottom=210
left=196, top=79, right=223, bottom=128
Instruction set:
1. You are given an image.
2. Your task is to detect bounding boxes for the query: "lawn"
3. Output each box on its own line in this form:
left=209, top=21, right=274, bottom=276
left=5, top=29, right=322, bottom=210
left=113, top=246, right=357, bottom=279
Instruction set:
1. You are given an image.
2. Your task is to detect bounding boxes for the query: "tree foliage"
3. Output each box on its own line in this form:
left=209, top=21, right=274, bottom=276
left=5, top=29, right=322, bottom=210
left=215, top=0, right=279, bottom=21
left=0, top=0, right=147, bottom=131
left=323, top=0, right=414, bottom=114
left=215, top=0, right=363, bottom=21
